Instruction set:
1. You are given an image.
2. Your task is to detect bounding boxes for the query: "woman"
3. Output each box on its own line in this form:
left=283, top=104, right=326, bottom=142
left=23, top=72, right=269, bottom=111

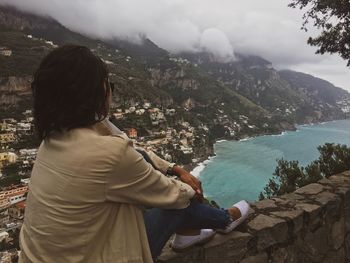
left=19, top=45, right=250, bottom=263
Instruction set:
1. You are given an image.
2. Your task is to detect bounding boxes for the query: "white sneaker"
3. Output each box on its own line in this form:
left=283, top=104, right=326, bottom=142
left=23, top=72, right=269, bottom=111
left=217, top=200, right=250, bottom=234
left=170, top=229, right=216, bottom=252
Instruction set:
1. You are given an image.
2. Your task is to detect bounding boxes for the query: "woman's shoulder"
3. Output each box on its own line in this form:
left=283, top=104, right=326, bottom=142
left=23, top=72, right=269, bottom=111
left=43, top=126, right=131, bottom=161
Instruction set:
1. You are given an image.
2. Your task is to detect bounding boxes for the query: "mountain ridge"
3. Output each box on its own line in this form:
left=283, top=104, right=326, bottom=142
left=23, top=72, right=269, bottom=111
left=1, top=5, right=349, bottom=141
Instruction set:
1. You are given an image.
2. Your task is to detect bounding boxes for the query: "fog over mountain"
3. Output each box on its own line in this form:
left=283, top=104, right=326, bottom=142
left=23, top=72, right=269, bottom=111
left=0, top=0, right=348, bottom=90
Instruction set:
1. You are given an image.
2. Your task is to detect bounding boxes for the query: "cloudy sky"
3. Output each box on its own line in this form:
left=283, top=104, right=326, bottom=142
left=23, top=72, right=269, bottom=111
left=1, top=0, right=349, bottom=90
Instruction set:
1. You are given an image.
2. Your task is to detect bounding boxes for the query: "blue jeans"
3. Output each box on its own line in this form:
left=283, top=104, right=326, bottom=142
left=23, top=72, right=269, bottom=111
left=143, top=201, right=231, bottom=260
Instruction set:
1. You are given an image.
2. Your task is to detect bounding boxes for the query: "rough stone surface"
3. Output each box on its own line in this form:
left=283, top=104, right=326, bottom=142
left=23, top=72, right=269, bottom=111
left=247, top=214, right=288, bottom=250
left=159, top=171, right=350, bottom=263
left=252, top=199, right=277, bottom=210
left=345, top=233, right=350, bottom=262
left=309, top=191, right=340, bottom=207
left=295, top=202, right=322, bottom=228
left=294, top=183, right=325, bottom=195
left=203, top=232, right=252, bottom=262
left=330, top=218, right=345, bottom=250
left=302, top=227, right=329, bottom=261
left=240, top=253, right=268, bottom=263
left=270, top=246, right=302, bottom=263
left=270, top=209, right=304, bottom=234
left=322, top=248, right=346, bottom=263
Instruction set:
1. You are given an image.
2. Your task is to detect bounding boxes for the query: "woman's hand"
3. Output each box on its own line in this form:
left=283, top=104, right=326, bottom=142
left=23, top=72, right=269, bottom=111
left=172, top=166, right=204, bottom=202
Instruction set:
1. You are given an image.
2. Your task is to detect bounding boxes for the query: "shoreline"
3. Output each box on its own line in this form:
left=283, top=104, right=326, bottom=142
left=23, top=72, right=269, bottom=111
left=187, top=118, right=350, bottom=176
left=190, top=156, right=216, bottom=177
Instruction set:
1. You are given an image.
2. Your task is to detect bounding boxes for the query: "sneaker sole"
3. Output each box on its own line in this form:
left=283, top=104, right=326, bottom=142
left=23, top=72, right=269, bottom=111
left=171, top=231, right=216, bottom=253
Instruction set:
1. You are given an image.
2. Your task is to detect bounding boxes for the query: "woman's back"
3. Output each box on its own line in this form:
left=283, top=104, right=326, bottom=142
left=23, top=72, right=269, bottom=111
left=18, top=45, right=198, bottom=262
left=19, top=126, right=153, bottom=263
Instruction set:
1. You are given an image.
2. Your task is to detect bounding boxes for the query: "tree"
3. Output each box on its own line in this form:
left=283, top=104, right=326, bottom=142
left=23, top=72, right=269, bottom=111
left=289, top=0, right=350, bottom=66
left=261, top=159, right=306, bottom=199
left=318, top=143, right=350, bottom=176
left=260, top=143, right=350, bottom=199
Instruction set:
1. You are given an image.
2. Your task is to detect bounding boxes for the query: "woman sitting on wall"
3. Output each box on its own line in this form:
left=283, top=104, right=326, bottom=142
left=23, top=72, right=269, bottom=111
left=19, top=45, right=250, bottom=263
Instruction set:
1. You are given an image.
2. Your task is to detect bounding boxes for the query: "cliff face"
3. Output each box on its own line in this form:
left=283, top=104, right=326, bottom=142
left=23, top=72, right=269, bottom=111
left=181, top=53, right=350, bottom=125
left=159, top=171, right=350, bottom=263
left=0, top=76, right=31, bottom=109
left=0, top=76, right=31, bottom=92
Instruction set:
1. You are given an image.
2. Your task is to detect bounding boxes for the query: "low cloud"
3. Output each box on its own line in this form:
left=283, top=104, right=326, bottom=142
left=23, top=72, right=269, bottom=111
left=199, top=28, right=235, bottom=62
left=0, top=0, right=348, bottom=89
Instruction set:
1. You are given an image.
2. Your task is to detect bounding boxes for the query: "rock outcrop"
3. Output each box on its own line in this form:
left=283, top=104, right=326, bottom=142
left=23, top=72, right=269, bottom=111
left=159, top=171, right=350, bottom=263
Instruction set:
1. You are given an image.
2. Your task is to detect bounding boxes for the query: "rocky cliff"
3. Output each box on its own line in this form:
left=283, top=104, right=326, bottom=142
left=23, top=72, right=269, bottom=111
left=0, top=76, right=32, bottom=118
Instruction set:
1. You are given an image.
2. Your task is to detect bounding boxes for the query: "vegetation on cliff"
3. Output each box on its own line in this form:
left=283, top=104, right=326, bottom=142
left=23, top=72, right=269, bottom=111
left=260, top=143, right=350, bottom=199
left=289, top=0, right=350, bottom=66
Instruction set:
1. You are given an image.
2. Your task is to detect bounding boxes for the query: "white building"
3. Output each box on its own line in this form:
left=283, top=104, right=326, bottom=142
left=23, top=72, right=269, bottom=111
left=0, top=47, right=12, bottom=57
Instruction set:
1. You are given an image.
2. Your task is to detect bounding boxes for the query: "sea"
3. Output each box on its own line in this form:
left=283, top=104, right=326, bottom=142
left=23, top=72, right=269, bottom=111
left=191, top=119, right=350, bottom=208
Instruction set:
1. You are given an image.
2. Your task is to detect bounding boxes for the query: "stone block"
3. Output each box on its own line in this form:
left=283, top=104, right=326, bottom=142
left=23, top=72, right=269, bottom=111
left=329, top=218, right=345, bottom=250
left=158, top=246, right=203, bottom=263
left=270, top=246, right=302, bottom=263
left=322, top=248, right=346, bottom=263
left=329, top=173, right=350, bottom=185
left=334, top=187, right=350, bottom=200
left=295, top=203, right=321, bottom=227
left=247, top=207, right=256, bottom=218
left=252, top=199, right=277, bottom=211
left=301, top=226, right=328, bottom=262
left=340, top=170, right=350, bottom=178
left=270, top=209, right=304, bottom=234
left=240, top=253, right=268, bottom=263
left=203, top=231, right=253, bottom=263
left=294, top=183, right=325, bottom=195
left=272, top=197, right=290, bottom=207
left=345, top=233, right=350, bottom=262
left=309, top=192, right=341, bottom=224
left=345, top=199, right=350, bottom=233
left=318, top=178, right=333, bottom=186
left=277, top=193, right=305, bottom=208
left=309, top=191, right=340, bottom=206
left=247, top=214, right=288, bottom=250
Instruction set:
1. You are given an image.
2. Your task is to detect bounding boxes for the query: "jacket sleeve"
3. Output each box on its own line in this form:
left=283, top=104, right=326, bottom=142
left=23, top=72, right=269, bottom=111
left=106, top=138, right=195, bottom=209
left=97, top=119, right=175, bottom=175
left=134, top=147, right=175, bottom=175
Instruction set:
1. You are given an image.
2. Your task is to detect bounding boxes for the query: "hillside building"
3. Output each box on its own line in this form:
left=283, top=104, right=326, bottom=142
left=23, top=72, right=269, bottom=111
left=0, top=47, right=12, bottom=57
left=0, top=186, right=29, bottom=209
left=0, top=133, right=15, bottom=144
left=0, top=251, right=11, bottom=263
left=0, top=152, right=18, bottom=165
left=125, top=128, right=137, bottom=139
left=8, top=201, right=26, bottom=220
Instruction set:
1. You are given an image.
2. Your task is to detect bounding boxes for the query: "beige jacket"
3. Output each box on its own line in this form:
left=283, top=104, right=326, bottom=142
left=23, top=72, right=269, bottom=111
left=19, top=120, right=195, bottom=263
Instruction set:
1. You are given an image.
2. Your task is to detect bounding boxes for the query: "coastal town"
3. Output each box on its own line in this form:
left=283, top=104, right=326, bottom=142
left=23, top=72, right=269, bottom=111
left=0, top=109, right=36, bottom=262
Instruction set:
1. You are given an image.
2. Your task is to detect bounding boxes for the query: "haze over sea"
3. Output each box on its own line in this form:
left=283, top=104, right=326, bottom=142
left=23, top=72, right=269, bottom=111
left=192, top=119, right=350, bottom=208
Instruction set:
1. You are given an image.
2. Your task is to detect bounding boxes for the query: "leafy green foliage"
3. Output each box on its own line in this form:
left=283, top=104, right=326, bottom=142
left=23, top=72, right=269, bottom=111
left=318, top=143, right=350, bottom=177
left=260, top=143, right=350, bottom=199
left=289, top=0, right=350, bottom=66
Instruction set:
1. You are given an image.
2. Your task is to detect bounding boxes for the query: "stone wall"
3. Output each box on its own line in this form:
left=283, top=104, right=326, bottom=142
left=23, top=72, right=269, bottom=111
left=158, top=171, right=350, bottom=263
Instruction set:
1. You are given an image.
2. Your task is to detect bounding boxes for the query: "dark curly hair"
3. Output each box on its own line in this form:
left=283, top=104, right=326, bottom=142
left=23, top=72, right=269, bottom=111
left=31, top=45, right=109, bottom=140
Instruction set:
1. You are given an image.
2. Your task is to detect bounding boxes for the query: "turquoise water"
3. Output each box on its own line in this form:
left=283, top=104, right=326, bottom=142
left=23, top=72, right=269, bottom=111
left=194, top=119, right=350, bottom=208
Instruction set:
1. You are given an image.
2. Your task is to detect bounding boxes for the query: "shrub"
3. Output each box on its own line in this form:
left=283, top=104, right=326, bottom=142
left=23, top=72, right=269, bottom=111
left=260, top=143, right=350, bottom=199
